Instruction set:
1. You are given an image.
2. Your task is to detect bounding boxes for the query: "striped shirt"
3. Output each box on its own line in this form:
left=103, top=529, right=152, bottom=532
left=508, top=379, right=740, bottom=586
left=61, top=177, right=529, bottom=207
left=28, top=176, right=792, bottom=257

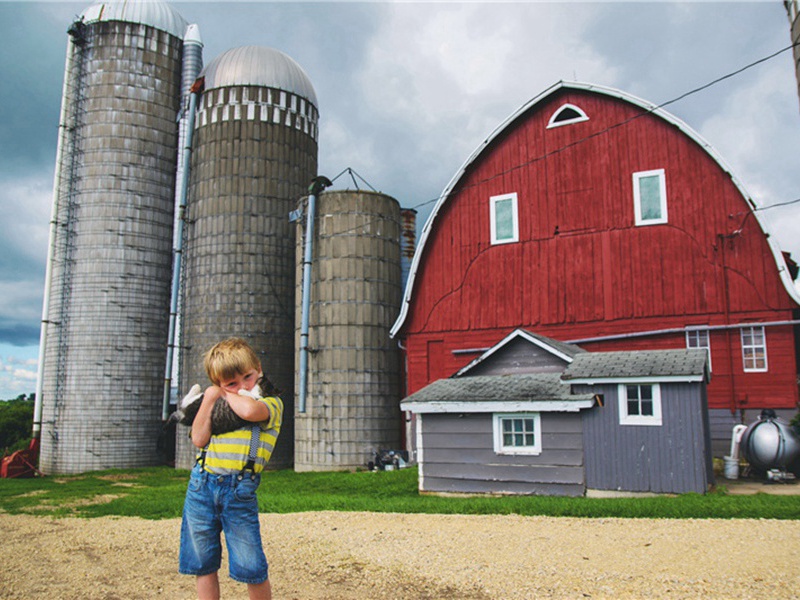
left=199, top=396, right=283, bottom=475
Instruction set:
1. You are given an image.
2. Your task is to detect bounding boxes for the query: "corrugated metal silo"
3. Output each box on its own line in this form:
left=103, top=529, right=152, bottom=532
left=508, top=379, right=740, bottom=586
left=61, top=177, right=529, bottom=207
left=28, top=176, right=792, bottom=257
left=38, top=1, right=188, bottom=474
left=177, top=46, right=319, bottom=469
left=294, top=190, right=403, bottom=471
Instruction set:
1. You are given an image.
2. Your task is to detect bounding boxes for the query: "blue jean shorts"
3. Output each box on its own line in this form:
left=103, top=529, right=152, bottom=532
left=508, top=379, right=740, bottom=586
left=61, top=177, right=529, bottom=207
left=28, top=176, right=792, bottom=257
left=179, top=464, right=268, bottom=584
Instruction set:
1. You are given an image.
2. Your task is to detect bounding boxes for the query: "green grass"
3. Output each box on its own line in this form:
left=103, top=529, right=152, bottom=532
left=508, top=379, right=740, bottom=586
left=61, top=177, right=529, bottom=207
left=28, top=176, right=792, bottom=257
left=0, top=466, right=798, bottom=520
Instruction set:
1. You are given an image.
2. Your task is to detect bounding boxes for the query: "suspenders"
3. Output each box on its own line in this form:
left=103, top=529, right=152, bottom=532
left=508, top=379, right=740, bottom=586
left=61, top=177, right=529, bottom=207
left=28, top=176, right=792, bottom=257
left=197, top=424, right=261, bottom=479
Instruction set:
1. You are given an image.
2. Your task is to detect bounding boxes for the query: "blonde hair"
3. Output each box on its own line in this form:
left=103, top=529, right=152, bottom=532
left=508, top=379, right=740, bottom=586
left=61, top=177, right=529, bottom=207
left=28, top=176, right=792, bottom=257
left=203, top=338, right=261, bottom=385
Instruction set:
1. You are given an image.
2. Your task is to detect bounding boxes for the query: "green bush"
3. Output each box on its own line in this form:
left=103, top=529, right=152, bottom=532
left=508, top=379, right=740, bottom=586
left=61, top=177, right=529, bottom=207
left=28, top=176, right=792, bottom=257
left=0, top=394, right=35, bottom=453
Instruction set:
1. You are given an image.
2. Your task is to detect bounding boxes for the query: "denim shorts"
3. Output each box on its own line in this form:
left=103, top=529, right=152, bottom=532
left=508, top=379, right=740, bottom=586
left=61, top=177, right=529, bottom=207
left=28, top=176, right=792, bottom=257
left=179, top=464, right=268, bottom=584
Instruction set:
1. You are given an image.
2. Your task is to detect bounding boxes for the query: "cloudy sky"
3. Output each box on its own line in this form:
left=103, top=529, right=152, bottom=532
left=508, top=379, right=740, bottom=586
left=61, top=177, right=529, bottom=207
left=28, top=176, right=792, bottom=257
left=0, top=0, right=799, bottom=399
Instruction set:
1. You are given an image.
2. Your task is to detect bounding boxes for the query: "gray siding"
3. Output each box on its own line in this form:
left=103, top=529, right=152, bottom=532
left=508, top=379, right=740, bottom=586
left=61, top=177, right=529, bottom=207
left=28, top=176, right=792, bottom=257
left=580, top=383, right=713, bottom=494
left=465, top=338, right=569, bottom=376
left=419, top=412, right=585, bottom=496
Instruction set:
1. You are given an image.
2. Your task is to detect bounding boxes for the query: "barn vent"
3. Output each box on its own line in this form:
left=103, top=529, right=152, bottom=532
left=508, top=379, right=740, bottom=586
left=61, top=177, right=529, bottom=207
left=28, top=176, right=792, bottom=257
left=547, top=103, right=589, bottom=128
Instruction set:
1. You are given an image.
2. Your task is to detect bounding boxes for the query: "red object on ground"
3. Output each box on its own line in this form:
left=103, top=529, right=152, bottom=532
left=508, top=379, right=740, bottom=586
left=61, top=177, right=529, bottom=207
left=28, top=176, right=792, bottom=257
left=1, top=438, right=41, bottom=478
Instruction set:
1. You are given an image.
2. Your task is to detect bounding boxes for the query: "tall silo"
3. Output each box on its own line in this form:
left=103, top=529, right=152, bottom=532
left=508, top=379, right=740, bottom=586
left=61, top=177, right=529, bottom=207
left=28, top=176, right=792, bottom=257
left=37, top=1, right=189, bottom=474
left=177, top=46, right=319, bottom=469
left=294, top=190, right=404, bottom=471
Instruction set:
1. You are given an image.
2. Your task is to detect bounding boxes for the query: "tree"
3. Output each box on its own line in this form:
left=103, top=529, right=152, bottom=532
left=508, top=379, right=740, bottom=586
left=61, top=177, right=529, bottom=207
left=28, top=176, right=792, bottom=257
left=0, top=395, right=34, bottom=453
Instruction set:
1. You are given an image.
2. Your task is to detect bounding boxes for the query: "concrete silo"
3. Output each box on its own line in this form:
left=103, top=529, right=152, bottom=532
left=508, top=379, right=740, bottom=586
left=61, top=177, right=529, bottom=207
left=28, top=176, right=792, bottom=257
left=36, top=1, right=190, bottom=474
left=177, top=46, right=319, bottom=469
left=294, top=190, right=404, bottom=471
left=788, top=0, right=800, bottom=110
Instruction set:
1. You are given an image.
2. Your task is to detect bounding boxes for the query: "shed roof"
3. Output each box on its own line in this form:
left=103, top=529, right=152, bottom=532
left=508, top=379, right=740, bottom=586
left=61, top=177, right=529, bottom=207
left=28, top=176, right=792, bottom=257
left=401, top=373, right=596, bottom=414
left=561, top=348, right=709, bottom=383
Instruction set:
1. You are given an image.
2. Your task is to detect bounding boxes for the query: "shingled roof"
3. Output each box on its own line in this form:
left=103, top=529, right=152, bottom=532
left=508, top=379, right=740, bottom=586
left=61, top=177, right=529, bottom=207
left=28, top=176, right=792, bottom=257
left=561, top=348, right=709, bottom=382
left=401, top=373, right=596, bottom=413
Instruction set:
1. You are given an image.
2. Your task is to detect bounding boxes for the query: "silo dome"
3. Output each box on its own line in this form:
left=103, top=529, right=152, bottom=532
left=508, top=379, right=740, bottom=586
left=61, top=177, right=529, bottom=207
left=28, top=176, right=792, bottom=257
left=202, top=45, right=318, bottom=107
left=80, top=0, right=188, bottom=38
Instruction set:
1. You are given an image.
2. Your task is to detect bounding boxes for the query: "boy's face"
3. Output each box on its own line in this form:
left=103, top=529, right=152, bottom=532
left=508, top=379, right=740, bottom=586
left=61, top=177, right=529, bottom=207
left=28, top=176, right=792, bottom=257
left=218, top=368, right=261, bottom=395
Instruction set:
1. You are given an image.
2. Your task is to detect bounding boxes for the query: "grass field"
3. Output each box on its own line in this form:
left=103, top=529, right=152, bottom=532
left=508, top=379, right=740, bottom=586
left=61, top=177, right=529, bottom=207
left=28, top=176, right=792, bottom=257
left=1, top=466, right=798, bottom=520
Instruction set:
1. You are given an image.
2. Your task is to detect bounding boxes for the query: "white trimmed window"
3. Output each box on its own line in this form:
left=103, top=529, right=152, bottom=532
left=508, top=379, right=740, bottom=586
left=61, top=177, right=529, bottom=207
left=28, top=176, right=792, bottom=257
left=633, top=169, right=668, bottom=226
left=490, top=193, right=519, bottom=245
left=618, top=383, right=662, bottom=426
left=686, top=328, right=712, bottom=371
left=741, top=326, right=768, bottom=372
left=547, top=103, right=589, bottom=128
left=493, top=413, right=541, bottom=455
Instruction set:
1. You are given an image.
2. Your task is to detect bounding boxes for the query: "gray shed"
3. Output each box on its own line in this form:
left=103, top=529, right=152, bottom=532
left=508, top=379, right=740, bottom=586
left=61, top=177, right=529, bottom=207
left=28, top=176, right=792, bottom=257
left=562, top=349, right=713, bottom=495
left=402, top=330, right=713, bottom=496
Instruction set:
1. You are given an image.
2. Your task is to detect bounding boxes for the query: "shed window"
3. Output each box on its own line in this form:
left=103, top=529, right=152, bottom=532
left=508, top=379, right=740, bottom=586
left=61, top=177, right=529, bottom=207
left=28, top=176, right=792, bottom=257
left=633, top=169, right=667, bottom=225
left=490, top=193, right=519, bottom=245
left=741, top=326, right=768, bottom=372
left=493, top=413, right=541, bottom=455
left=547, top=103, right=589, bottom=128
left=618, top=384, right=662, bottom=426
left=686, top=328, right=712, bottom=371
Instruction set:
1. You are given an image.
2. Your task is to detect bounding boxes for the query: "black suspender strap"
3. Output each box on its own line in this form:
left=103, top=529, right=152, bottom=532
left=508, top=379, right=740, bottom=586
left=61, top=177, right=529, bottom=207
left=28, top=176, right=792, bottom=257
left=238, top=425, right=261, bottom=479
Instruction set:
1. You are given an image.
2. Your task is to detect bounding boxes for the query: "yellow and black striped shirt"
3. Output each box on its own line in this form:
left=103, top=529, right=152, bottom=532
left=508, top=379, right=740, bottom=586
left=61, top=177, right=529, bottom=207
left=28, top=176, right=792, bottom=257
left=198, top=396, right=283, bottom=475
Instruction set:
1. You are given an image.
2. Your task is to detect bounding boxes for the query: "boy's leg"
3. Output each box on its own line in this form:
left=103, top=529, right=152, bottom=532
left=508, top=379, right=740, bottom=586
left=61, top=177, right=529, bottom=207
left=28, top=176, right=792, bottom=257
left=247, top=579, right=272, bottom=600
left=197, top=572, right=220, bottom=600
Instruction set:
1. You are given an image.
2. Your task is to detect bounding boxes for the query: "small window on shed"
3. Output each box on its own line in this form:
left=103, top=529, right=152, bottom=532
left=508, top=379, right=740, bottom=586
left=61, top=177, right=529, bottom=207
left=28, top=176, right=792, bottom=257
left=547, top=103, right=589, bottom=129
left=493, top=413, right=542, bottom=455
left=490, top=193, right=519, bottom=245
left=618, top=383, right=662, bottom=426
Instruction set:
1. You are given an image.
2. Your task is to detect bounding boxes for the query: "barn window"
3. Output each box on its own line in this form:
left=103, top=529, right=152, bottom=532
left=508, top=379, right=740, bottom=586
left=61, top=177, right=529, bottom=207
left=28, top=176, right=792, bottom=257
left=490, top=193, right=519, bottom=245
left=686, top=328, right=712, bottom=371
left=547, top=103, right=589, bottom=128
left=493, top=413, right=542, bottom=455
left=618, top=383, right=662, bottom=426
left=633, top=169, right=668, bottom=225
left=741, top=326, right=768, bottom=372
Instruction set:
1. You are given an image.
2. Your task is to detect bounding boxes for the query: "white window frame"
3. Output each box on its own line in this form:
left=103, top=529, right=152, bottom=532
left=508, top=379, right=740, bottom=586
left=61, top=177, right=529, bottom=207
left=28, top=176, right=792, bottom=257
left=490, top=193, right=519, bottom=245
left=547, top=103, right=589, bottom=129
left=493, top=413, right=542, bottom=455
left=686, top=328, right=712, bottom=372
left=741, top=326, right=768, bottom=372
left=618, top=383, right=662, bottom=426
left=633, top=169, right=668, bottom=226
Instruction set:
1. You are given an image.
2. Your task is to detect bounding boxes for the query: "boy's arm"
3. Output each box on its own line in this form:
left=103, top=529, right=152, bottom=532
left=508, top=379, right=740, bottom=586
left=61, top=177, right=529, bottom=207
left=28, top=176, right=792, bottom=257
left=191, top=386, right=221, bottom=448
left=224, top=391, right=270, bottom=423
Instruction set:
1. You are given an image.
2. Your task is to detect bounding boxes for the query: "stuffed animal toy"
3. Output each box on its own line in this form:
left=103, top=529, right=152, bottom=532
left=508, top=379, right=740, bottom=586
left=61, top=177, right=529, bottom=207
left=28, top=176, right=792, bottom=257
left=171, top=376, right=280, bottom=436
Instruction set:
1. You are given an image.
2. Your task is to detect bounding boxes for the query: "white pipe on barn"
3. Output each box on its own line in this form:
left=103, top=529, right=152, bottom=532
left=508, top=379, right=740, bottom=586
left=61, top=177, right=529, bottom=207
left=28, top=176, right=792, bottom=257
left=729, top=424, right=748, bottom=460
left=564, top=319, right=800, bottom=345
left=297, top=176, right=331, bottom=413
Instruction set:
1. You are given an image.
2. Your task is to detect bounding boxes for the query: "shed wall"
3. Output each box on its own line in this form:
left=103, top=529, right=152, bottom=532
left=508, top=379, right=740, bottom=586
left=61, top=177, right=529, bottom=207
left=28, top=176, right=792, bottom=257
left=579, top=383, right=713, bottom=494
left=418, top=412, right=585, bottom=496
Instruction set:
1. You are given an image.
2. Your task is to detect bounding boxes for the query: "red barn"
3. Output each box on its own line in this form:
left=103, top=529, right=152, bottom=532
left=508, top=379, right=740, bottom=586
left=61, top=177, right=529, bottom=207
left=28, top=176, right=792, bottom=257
left=392, top=82, right=800, bottom=454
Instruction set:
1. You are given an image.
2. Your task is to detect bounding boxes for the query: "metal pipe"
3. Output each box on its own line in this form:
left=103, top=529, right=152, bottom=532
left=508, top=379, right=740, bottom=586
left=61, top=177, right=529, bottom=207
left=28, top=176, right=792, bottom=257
left=162, top=25, right=203, bottom=420
left=298, top=176, right=331, bottom=413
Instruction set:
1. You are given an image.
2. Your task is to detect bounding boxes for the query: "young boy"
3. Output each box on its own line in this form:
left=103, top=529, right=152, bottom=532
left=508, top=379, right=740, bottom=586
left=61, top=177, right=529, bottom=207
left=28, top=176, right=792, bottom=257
left=179, top=337, right=283, bottom=600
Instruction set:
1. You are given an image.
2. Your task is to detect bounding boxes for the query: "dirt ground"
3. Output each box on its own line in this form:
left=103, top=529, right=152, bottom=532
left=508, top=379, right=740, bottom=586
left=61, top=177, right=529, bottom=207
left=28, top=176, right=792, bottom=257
left=2, top=509, right=800, bottom=599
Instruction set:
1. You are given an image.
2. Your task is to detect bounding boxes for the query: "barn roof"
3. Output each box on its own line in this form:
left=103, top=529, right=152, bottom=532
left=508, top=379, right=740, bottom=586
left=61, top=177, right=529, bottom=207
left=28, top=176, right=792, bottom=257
left=390, top=81, right=800, bottom=337
left=400, top=373, right=596, bottom=414
left=561, top=348, right=709, bottom=384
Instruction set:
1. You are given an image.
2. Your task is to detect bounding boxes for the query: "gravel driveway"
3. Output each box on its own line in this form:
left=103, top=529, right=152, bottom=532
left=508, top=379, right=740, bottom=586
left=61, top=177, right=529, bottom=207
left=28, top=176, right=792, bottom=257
left=2, top=510, right=800, bottom=599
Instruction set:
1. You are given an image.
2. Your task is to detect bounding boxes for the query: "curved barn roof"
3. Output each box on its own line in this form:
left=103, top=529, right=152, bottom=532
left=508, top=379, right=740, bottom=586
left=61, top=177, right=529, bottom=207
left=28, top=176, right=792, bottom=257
left=201, top=45, right=318, bottom=107
left=81, top=1, right=188, bottom=38
left=390, top=81, right=800, bottom=337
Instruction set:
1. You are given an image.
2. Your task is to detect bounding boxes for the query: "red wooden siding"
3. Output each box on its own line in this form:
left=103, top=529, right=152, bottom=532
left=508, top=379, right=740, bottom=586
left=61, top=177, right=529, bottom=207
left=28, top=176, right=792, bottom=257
left=400, top=86, right=799, bottom=411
